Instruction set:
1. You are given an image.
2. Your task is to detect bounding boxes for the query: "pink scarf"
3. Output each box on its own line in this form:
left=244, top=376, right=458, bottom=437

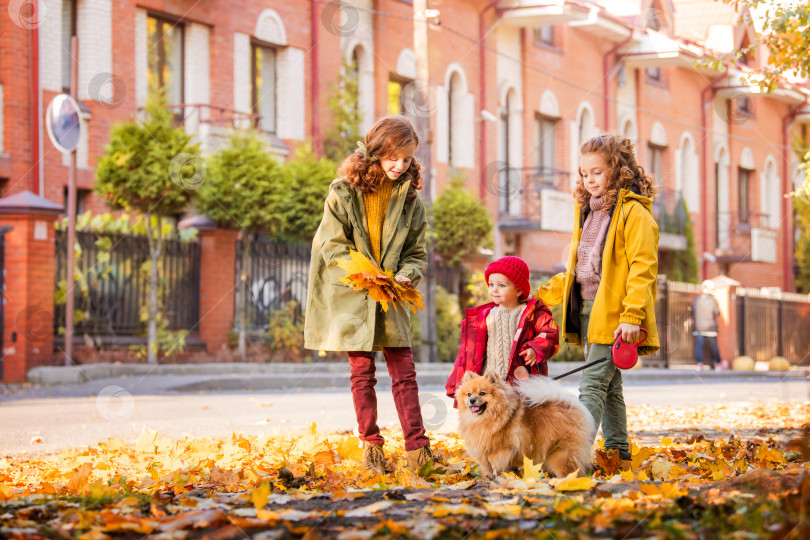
left=576, top=196, right=611, bottom=292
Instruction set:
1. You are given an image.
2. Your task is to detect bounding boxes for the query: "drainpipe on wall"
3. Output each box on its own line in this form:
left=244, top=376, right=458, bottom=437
left=699, top=66, right=729, bottom=281
left=479, top=0, right=502, bottom=200
left=781, top=93, right=808, bottom=292
left=311, top=0, right=320, bottom=155
left=602, top=32, right=633, bottom=131
left=30, top=0, right=41, bottom=195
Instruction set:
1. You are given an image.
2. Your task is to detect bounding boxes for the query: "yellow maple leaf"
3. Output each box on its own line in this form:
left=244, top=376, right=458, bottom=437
left=640, top=481, right=685, bottom=498
left=396, top=284, right=426, bottom=312
left=336, top=437, right=363, bottom=462
left=0, top=483, right=13, bottom=502
left=88, top=479, right=116, bottom=499
left=252, top=482, right=270, bottom=510
left=650, top=458, right=673, bottom=480
left=432, top=503, right=487, bottom=517
left=376, top=519, right=409, bottom=535
left=336, top=250, right=424, bottom=313
left=135, top=428, right=158, bottom=453
left=550, top=470, right=596, bottom=491
left=631, top=446, right=655, bottom=471
left=66, top=462, right=93, bottom=494
left=522, top=456, right=544, bottom=480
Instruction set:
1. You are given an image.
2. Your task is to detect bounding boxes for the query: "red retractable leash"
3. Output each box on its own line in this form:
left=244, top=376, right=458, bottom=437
left=553, top=328, right=648, bottom=380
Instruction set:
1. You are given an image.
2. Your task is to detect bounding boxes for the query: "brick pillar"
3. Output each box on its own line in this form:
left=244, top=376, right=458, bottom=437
left=711, top=275, right=742, bottom=367
left=180, top=216, right=238, bottom=354
left=0, top=191, right=64, bottom=383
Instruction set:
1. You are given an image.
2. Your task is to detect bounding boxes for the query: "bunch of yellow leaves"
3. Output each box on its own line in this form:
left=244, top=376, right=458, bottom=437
left=336, top=250, right=425, bottom=313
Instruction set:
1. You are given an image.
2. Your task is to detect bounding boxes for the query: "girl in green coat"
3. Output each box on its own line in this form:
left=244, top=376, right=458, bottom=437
left=305, top=115, right=437, bottom=473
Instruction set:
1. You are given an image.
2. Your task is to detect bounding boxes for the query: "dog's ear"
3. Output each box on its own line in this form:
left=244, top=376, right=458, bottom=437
left=484, top=371, right=500, bottom=385
left=460, top=371, right=478, bottom=384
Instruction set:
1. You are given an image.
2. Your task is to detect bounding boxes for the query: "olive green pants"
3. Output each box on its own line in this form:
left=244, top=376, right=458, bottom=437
left=578, top=299, right=629, bottom=453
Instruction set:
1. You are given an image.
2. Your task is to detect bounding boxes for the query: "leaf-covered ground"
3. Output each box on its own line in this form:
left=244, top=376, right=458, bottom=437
left=2, top=402, right=808, bottom=539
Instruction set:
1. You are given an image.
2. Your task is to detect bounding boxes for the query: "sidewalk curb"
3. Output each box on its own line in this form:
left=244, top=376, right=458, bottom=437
left=25, top=362, right=809, bottom=388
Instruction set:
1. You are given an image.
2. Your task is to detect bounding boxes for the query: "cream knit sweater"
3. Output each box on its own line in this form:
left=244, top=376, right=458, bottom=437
left=484, top=304, right=526, bottom=380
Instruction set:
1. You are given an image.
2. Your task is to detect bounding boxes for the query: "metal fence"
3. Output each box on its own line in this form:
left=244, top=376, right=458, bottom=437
left=236, top=237, right=467, bottom=332
left=436, top=265, right=463, bottom=296
left=0, top=226, right=10, bottom=379
left=648, top=280, right=703, bottom=367
left=235, top=236, right=311, bottom=332
left=737, top=288, right=810, bottom=365
left=54, top=230, right=201, bottom=336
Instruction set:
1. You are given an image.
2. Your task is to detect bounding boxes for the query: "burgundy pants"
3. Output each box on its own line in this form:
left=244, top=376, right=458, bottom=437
left=347, top=347, right=430, bottom=451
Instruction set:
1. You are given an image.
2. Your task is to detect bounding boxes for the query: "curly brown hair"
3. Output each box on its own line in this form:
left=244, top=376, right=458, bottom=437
left=573, top=134, right=659, bottom=211
left=337, top=115, right=424, bottom=202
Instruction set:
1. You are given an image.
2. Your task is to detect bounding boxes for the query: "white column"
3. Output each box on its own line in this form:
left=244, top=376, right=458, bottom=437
left=435, top=85, right=448, bottom=164
left=233, top=32, right=251, bottom=131
left=184, top=23, right=211, bottom=137
left=77, top=0, right=112, bottom=102
left=135, top=8, right=148, bottom=109
left=276, top=47, right=306, bottom=141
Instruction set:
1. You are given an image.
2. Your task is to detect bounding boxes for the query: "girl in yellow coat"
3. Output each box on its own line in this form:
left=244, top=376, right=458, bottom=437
left=536, top=134, right=659, bottom=468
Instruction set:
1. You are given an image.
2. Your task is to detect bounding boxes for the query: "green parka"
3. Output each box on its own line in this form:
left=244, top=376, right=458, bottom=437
left=304, top=177, right=427, bottom=352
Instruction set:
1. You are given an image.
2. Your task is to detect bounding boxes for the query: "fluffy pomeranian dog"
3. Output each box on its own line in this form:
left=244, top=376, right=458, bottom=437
left=455, top=371, right=594, bottom=478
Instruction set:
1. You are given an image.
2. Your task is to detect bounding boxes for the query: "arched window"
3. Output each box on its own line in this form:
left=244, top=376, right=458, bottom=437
left=678, top=132, right=699, bottom=213
left=438, top=64, right=473, bottom=168
left=761, top=157, right=780, bottom=229
left=715, top=146, right=731, bottom=250
left=499, top=88, right=522, bottom=216
left=579, top=107, right=594, bottom=147
left=448, top=71, right=463, bottom=166
left=622, top=118, right=636, bottom=142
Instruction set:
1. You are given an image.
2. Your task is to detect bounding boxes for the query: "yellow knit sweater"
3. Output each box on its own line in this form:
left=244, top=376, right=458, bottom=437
left=364, top=178, right=395, bottom=265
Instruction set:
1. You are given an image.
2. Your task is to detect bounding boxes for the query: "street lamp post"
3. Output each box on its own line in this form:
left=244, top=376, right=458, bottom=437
left=414, top=0, right=436, bottom=362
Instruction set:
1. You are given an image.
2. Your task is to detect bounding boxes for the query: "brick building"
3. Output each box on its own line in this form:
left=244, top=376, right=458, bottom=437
left=2, top=0, right=809, bottom=291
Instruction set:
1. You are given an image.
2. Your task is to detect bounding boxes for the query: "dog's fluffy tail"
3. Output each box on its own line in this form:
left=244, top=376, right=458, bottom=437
left=514, top=376, right=595, bottom=434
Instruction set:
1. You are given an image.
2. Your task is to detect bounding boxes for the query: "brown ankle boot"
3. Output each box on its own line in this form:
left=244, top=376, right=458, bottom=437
left=406, top=445, right=443, bottom=471
left=362, top=442, right=385, bottom=473
left=605, top=448, right=633, bottom=472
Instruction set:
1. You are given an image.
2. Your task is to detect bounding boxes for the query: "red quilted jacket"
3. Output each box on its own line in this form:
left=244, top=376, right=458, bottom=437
left=445, top=298, right=559, bottom=405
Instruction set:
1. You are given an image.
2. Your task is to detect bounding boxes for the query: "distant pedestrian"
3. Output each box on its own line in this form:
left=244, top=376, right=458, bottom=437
left=689, top=280, right=722, bottom=371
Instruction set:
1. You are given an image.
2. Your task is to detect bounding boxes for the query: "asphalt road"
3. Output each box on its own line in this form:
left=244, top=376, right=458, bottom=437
left=2, top=378, right=807, bottom=458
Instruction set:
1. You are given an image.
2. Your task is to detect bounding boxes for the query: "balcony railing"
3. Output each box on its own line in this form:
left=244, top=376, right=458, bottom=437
left=497, top=166, right=573, bottom=232
left=137, top=103, right=263, bottom=130
left=715, top=211, right=777, bottom=263
left=170, top=103, right=262, bottom=130
left=651, top=189, right=688, bottom=236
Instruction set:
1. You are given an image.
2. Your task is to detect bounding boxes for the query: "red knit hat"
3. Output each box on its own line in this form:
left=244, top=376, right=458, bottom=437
left=485, top=256, right=531, bottom=299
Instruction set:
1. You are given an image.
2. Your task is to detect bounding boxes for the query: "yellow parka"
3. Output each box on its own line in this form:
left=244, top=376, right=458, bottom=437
left=535, top=187, right=660, bottom=355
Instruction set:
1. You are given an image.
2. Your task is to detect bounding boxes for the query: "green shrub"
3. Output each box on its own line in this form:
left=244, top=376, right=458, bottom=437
left=436, top=286, right=462, bottom=362
left=265, top=301, right=305, bottom=358
left=431, top=172, right=493, bottom=269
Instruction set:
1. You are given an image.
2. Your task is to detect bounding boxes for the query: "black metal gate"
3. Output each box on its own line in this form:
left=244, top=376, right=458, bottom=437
left=646, top=278, right=702, bottom=367
left=737, top=287, right=810, bottom=365
left=235, top=235, right=311, bottom=332
left=54, top=230, right=201, bottom=337
left=0, top=226, right=11, bottom=379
